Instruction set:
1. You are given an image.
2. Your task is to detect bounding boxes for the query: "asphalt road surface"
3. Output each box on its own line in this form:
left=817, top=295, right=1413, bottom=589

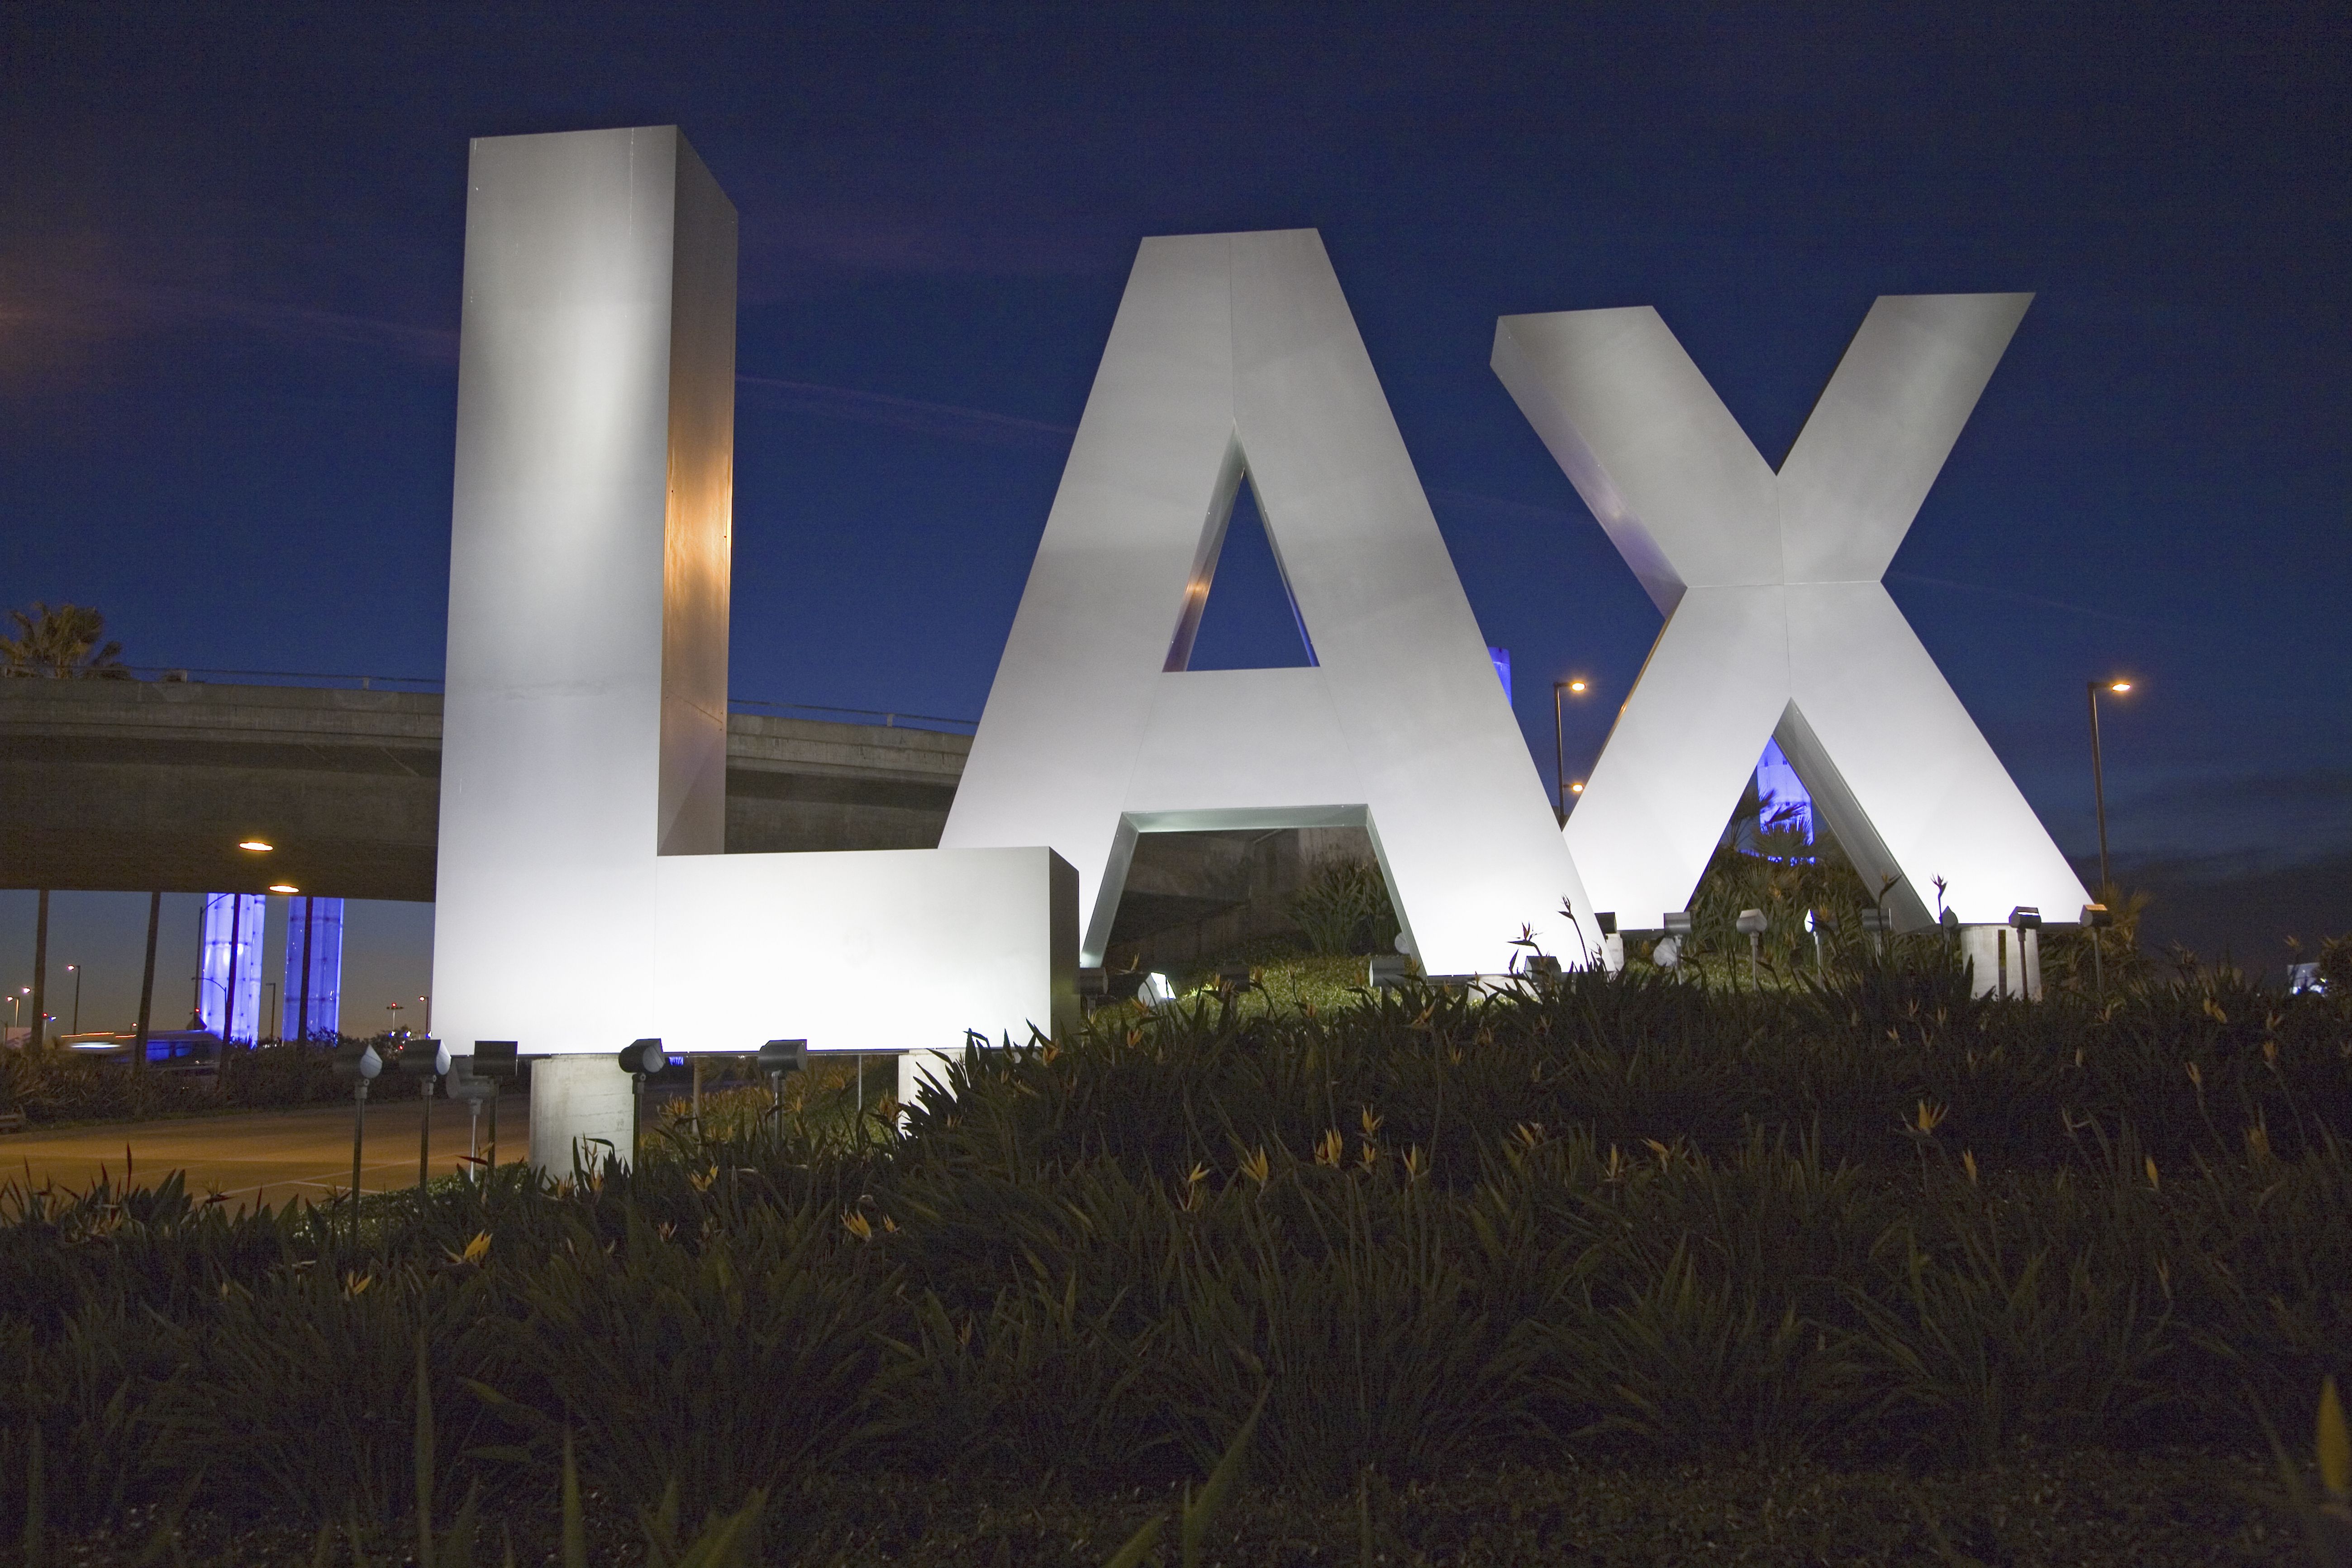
left=0, top=1093, right=529, bottom=1213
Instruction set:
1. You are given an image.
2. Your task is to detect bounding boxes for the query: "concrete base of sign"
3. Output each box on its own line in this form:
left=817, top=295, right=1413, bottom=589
left=1960, top=924, right=2041, bottom=1000
left=528, top=1055, right=638, bottom=1177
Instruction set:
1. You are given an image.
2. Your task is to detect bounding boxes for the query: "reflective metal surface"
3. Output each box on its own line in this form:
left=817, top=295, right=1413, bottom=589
left=431, top=129, right=1071, bottom=1133
left=943, top=230, right=1597, bottom=974
left=1495, top=294, right=2090, bottom=931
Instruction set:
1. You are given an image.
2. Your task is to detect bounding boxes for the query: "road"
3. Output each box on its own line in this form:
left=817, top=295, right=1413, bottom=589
left=0, top=1093, right=529, bottom=1214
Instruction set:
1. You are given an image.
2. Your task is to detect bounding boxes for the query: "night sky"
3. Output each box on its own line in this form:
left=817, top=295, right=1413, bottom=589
left=4, top=4, right=2346, bottom=1026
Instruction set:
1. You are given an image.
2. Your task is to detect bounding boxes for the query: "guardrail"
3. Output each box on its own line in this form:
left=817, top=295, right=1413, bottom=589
left=111, top=667, right=979, bottom=734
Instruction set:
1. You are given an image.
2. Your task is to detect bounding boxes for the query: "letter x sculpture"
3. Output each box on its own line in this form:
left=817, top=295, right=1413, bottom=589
left=1493, top=295, right=2090, bottom=931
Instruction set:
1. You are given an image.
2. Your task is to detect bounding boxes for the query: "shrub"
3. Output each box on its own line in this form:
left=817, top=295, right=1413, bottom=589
left=1288, top=857, right=1400, bottom=956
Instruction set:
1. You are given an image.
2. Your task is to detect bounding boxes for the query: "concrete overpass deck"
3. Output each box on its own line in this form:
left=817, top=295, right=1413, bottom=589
left=1, top=677, right=1356, bottom=961
left=0, top=679, right=968, bottom=901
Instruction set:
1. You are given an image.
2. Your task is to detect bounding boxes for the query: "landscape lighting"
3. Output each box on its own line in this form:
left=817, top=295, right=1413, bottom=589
left=1735, top=908, right=1768, bottom=984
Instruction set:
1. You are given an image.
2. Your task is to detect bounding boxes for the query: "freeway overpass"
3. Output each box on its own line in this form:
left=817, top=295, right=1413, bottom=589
left=0, top=678, right=967, bottom=902
left=0, top=677, right=1333, bottom=959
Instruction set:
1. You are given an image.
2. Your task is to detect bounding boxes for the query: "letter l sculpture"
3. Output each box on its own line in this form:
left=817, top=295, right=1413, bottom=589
left=432, top=127, right=1073, bottom=1173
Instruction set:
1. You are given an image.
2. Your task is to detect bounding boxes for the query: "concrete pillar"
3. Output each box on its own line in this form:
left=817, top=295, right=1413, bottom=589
left=899, top=1049, right=956, bottom=1118
left=1960, top=924, right=2041, bottom=999
left=528, top=1054, right=637, bottom=1177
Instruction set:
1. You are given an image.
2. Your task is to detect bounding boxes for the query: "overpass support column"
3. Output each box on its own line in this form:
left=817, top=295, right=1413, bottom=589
left=528, top=1056, right=637, bottom=1178
left=1960, top=924, right=2041, bottom=1000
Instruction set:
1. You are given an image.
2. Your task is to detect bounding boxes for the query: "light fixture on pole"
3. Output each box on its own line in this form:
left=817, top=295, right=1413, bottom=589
left=2009, top=906, right=2043, bottom=1002
left=758, top=1038, right=806, bottom=1131
left=445, top=1054, right=496, bottom=1184
left=2085, top=680, right=2134, bottom=895
left=400, top=1037, right=449, bottom=1189
left=619, top=1038, right=667, bottom=1163
left=1551, top=677, right=1589, bottom=824
left=1653, top=910, right=1695, bottom=970
left=1735, top=908, right=1769, bottom=986
left=471, top=1041, right=519, bottom=1172
left=332, top=1040, right=384, bottom=1248
left=1804, top=910, right=1834, bottom=978
left=66, top=964, right=80, bottom=1035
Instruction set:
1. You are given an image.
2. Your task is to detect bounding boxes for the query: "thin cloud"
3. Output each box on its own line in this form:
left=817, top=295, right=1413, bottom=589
left=736, top=373, right=1075, bottom=450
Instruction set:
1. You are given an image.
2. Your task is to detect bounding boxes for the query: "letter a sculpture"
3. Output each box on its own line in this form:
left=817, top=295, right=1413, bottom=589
left=946, top=230, right=1596, bottom=975
left=1493, top=295, right=2090, bottom=931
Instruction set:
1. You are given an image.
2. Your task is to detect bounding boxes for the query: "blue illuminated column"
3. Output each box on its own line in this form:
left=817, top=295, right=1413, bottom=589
left=280, top=896, right=345, bottom=1041
left=199, top=894, right=266, bottom=1044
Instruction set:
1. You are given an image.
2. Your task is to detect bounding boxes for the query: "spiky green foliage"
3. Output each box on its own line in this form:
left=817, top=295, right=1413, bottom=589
left=1288, top=857, right=1401, bottom=956
left=0, top=964, right=2343, bottom=1561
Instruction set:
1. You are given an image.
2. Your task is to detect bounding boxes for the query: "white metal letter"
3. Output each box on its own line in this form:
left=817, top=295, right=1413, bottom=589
left=1492, top=294, right=2089, bottom=930
left=944, top=230, right=1595, bottom=974
left=432, top=128, right=1072, bottom=1155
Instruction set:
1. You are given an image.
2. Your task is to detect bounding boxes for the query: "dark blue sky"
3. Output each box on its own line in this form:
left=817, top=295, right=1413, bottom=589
left=4, top=3, right=2346, bottom=979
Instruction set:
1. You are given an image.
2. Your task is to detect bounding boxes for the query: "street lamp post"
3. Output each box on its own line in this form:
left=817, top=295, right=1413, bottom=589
left=2085, top=680, right=2133, bottom=894
left=1551, top=678, right=1589, bottom=824
left=66, top=964, right=81, bottom=1035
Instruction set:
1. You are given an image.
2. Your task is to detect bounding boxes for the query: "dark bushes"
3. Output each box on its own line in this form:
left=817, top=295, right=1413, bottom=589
left=0, top=964, right=2344, bottom=1545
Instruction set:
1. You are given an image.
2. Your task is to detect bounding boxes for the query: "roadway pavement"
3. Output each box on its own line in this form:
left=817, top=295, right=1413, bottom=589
left=0, top=1093, right=528, bottom=1213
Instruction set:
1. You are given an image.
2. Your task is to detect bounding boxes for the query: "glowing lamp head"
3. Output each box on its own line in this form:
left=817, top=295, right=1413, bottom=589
left=2109, top=682, right=2132, bottom=694
left=269, top=883, right=299, bottom=895
left=1568, top=680, right=1587, bottom=694
left=238, top=839, right=274, bottom=853
left=1569, top=780, right=1585, bottom=795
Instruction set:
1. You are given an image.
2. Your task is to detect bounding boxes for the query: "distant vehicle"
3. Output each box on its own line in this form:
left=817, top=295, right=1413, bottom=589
left=55, top=1030, right=224, bottom=1071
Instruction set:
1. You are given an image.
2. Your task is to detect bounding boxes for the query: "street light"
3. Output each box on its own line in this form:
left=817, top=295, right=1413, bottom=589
left=1552, top=677, right=1590, bottom=823
left=2085, top=679, right=2135, bottom=894
left=65, top=964, right=80, bottom=1035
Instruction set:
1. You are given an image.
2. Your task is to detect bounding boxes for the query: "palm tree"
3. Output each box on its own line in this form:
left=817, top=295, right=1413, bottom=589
left=0, top=602, right=133, bottom=678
